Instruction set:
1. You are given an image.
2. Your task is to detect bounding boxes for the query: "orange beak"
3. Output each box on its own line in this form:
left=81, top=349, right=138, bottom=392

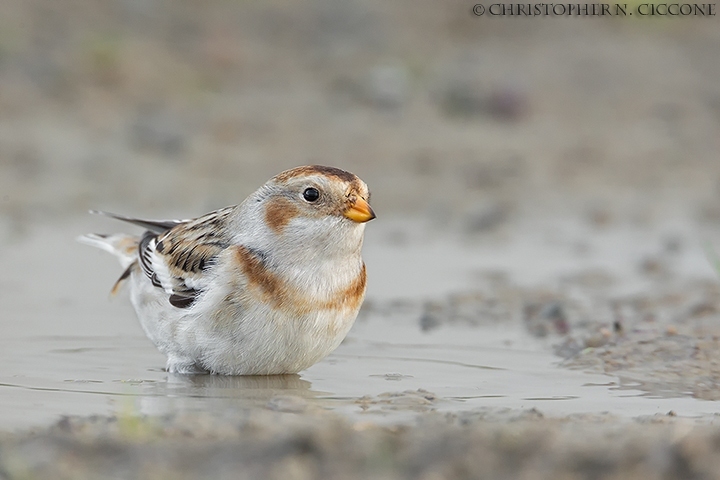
left=344, top=197, right=376, bottom=223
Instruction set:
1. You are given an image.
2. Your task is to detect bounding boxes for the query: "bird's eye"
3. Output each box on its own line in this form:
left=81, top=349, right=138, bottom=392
left=303, top=187, right=320, bottom=202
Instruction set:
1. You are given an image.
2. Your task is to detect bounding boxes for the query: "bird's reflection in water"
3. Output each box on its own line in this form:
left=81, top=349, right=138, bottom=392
left=169, top=373, right=313, bottom=395
left=137, top=374, right=324, bottom=417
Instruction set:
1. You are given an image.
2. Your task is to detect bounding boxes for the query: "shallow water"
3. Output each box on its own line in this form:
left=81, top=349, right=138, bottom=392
left=2, top=315, right=717, bottom=431
left=1, top=217, right=718, bottom=430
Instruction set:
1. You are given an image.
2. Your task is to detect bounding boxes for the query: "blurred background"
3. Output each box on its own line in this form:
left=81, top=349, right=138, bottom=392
left=2, top=0, right=720, bottom=436
left=1, top=0, right=719, bottom=235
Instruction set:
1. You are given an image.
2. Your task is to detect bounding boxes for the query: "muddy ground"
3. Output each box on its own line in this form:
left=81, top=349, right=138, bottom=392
left=2, top=0, right=720, bottom=478
left=3, top=409, right=720, bottom=480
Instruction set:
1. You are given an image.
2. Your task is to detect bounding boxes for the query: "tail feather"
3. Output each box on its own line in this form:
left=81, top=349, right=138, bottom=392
left=76, top=233, right=116, bottom=255
left=76, top=233, right=139, bottom=269
left=80, top=210, right=160, bottom=296
left=110, top=263, right=135, bottom=296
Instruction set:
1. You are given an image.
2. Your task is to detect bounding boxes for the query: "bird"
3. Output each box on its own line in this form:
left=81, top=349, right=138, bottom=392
left=78, top=165, right=375, bottom=375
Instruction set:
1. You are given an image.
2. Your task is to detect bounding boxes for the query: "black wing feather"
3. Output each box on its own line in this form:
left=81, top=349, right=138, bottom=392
left=89, top=210, right=184, bottom=234
left=97, top=207, right=235, bottom=310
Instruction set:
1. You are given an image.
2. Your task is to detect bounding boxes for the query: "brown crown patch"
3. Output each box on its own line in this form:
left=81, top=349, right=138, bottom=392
left=274, top=165, right=360, bottom=186
left=264, top=197, right=300, bottom=235
left=233, top=246, right=366, bottom=316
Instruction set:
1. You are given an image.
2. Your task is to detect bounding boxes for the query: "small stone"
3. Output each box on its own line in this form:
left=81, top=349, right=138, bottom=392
left=584, top=333, right=609, bottom=348
left=419, top=302, right=444, bottom=332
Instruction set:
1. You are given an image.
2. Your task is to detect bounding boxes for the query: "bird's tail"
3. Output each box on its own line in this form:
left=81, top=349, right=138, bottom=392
left=79, top=210, right=162, bottom=295
left=77, top=233, right=139, bottom=267
left=77, top=233, right=140, bottom=296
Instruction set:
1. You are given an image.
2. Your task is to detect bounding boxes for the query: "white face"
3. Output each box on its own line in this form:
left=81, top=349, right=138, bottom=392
left=265, top=165, right=372, bottom=225
left=241, top=166, right=375, bottom=259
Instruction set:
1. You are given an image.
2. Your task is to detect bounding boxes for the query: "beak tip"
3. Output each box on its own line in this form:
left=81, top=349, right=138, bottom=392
left=344, top=199, right=376, bottom=223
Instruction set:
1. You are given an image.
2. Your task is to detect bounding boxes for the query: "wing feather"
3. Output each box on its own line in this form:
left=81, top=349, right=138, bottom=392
left=90, top=210, right=187, bottom=234
left=134, top=206, right=236, bottom=308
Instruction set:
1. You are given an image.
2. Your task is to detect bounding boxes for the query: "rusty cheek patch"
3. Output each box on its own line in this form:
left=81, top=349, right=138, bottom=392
left=264, top=197, right=300, bottom=235
left=233, top=247, right=367, bottom=317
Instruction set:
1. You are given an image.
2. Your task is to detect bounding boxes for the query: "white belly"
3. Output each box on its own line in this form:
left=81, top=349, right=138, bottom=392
left=129, top=270, right=361, bottom=375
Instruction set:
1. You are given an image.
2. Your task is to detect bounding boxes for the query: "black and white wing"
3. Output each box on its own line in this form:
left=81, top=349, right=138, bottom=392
left=95, top=207, right=236, bottom=308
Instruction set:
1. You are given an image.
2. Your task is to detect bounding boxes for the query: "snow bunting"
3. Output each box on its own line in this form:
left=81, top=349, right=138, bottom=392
left=79, top=165, right=375, bottom=375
